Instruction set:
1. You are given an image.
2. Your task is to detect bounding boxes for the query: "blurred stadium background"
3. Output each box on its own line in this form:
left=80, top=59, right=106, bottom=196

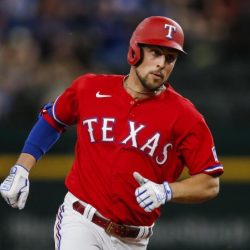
left=0, top=0, right=250, bottom=249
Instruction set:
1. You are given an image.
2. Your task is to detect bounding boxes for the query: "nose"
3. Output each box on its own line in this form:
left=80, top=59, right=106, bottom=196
left=156, top=55, right=166, bottom=68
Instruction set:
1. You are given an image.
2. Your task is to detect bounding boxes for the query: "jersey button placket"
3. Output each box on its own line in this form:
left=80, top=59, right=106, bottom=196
left=129, top=100, right=139, bottom=118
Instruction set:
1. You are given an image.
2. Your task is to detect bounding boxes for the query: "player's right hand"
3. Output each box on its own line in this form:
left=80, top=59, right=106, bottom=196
left=0, top=164, right=30, bottom=210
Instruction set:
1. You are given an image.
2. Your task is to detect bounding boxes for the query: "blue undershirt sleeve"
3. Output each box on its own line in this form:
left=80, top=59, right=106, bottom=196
left=22, top=116, right=62, bottom=161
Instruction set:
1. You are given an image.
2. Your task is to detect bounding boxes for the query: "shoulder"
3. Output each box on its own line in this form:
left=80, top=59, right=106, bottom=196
left=72, top=73, right=124, bottom=87
left=167, top=84, right=201, bottom=115
left=165, top=83, right=206, bottom=132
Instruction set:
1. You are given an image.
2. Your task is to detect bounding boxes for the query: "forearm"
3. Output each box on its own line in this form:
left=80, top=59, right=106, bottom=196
left=16, top=153, right=36, bottom=171
left=169, top=173, right=220, bottom=204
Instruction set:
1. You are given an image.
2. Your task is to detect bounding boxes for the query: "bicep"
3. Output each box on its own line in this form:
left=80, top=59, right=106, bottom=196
left=178, top=120, right=223, bottom=176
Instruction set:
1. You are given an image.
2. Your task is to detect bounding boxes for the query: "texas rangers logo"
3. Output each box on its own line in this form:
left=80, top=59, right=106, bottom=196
left=164, top=24, right=177, bottom=40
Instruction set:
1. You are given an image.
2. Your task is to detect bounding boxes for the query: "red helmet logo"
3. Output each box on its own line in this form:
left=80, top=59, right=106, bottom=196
left=127, top=16, right=186, bottom=65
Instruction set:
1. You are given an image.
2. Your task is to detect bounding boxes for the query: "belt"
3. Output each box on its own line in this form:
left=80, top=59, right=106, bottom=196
left=73, top=201, right=151, bottom=239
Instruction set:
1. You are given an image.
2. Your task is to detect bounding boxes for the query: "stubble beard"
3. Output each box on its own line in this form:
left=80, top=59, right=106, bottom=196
left=135, top=68, right=165, bottom=92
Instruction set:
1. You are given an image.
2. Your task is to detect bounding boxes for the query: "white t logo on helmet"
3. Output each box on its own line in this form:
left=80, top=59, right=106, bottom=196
left=164, top=24, right=177, bottom=40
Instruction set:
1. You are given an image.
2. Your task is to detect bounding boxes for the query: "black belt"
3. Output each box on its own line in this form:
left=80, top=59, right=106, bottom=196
left=72, top=201, right=152, bottom=239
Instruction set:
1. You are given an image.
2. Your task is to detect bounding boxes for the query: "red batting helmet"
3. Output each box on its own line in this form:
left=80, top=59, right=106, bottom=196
left=127, top=16, right=186, bottom=65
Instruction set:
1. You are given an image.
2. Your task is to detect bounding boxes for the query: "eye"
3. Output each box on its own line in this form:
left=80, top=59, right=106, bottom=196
left=165, top=54, right=177, bottom=63
left=150, top=48, right=162, bottom=57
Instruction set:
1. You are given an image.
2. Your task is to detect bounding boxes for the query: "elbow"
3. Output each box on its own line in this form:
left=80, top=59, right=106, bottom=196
left=205, top=177, right=220, bottom=201
left=208, top=183, right=220, bottom=200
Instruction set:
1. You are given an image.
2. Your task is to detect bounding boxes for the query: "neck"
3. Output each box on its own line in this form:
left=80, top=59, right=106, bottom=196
left=123, top=74, right=165, bottom=99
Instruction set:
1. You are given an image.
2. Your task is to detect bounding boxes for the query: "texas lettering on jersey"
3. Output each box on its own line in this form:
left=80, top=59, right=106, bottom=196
left=82, top=117, right=173, bottom=165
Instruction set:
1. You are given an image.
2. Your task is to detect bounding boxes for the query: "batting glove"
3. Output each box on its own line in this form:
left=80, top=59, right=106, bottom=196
left=133, top=172, right=172, bottom=212
left=0, top=164, right=30, bottom=210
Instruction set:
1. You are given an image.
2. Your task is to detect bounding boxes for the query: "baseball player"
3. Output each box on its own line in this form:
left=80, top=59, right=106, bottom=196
left=0, top=16, right=223, bottom=250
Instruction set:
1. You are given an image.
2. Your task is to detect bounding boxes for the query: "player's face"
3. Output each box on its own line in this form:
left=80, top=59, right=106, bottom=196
left=135, top=45, right=178, bottom=91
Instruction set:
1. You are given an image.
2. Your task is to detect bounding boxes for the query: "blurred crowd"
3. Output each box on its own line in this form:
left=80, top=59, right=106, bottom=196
left=0, top=0, right=249, bottom=153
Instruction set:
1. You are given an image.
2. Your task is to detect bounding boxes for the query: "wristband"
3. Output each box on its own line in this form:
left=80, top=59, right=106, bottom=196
left=163, top=181, right=173, bottom=202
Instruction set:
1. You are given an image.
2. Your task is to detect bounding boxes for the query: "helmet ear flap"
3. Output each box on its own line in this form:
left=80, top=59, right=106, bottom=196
left=134, top=46, right=144, bottom=67
left=127, top=44, right=143, bottom=66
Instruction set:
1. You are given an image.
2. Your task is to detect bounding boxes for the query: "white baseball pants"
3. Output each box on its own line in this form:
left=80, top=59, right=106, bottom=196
left=54, top=192, right=152, bottom=250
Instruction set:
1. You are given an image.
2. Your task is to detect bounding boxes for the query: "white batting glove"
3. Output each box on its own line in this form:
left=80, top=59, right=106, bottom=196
left=0, top=164, right=30, bottom=210
left=133, top=172, right=172, bottom=212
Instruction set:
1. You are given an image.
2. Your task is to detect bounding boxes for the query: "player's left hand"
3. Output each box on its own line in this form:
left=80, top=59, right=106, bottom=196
left=133, top=172, right=172, bottom=212
left=0, top=164, right=30, bottom=210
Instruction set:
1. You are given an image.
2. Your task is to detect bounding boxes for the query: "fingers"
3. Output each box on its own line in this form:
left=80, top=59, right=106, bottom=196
left=133, top=172, right=155, bottom=212
left=1, top=189, right=28, bottom=209
left=135, top=186, right=154, bottom=212
left=17, top=179, right=29, bottom=210
left=133, top=172, right=148, bottom=186
left=2, top=190, right=29, bottom=209
left=1, top=196, right=18, bottom=208
left=17, top=191, right=29, bottom=210
left=1, top=191, right=28, bottom=209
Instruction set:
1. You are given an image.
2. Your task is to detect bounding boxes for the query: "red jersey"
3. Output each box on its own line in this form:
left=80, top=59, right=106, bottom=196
left=52, top=73, right=223, bottom=226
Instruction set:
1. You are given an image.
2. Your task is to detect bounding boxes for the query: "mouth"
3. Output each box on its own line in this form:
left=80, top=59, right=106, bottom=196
left=151, top=72, right=163, bottom=79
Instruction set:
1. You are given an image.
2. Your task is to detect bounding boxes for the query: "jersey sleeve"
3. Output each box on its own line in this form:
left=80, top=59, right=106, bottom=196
left=178, top=119, right=224, bottom=177
left=52, top=78, right=80, bottom=126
